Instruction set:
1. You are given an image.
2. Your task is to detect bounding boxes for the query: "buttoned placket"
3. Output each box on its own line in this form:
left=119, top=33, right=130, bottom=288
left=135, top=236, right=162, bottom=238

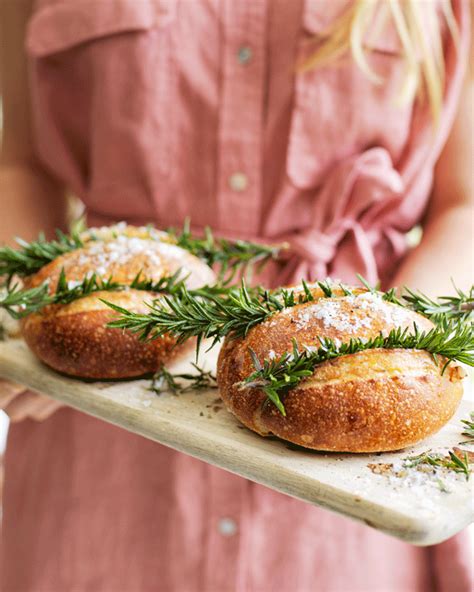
left=202, top=2, right=268, bottom=590
left=202, top=466, right=255, bottom=592
left=216, top=0, right=267, bottom=236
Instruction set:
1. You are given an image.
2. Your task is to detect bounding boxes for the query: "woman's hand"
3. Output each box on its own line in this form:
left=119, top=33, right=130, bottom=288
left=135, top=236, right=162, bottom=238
left=0, top=379, right=63, bottom=422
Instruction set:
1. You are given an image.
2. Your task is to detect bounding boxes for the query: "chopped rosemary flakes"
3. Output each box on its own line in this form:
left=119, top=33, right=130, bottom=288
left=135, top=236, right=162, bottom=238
left=368, top=447, right=473, bottom=490
left=403, top=449, right=472, bottom=481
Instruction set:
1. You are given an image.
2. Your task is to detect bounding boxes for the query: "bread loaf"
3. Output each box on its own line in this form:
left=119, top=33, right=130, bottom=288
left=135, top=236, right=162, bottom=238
left=21, top=226, right=215, bottom=378
left=217, top=285, right=464, bottom=452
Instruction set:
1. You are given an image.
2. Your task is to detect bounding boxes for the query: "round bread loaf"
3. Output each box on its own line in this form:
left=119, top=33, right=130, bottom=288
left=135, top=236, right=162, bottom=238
left=21, top=226, right=215, bottom=379
left=217, top=285, right=465, bottom=452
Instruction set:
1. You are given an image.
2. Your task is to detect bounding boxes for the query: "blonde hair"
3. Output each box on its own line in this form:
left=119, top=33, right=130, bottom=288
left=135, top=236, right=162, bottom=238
left=301, top=0, right=459, bottom=122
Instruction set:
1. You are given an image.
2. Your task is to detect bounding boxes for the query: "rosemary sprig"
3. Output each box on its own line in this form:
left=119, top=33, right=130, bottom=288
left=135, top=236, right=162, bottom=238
left=460, top=412, right=474, bottom=445
left=356, top=274, right=474, bottom=324
left=241, top=323, right=474, bottom=414
left=106, top=283, right=271, bottom=348
left=107, top=272, right=474, bottom=344
left=167, top=219, right=285, bottom=283
left=243, top=343, right=314, bottom=415
left=0, top=271, right=121, bottom=318
left=404, top=450, right=471, bottom=481
left=149, top=363, right=218, bottom=395
left=105, top=280, right=318, bottom=347
left=401, top=286, right=474, bottom=324
left=357, top=274, right=474, bottom=324
left=0, top=229, right=84, bottom=281
left=0, top=283, right=51, bottom=319
left=0, top=269, right=190, bottom=319
left=1, top=220, right=284, bottom=284
left=384, top=285, right=474, bottom=324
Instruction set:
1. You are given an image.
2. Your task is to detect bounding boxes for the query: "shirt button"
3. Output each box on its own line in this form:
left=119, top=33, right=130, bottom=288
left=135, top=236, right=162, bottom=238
left=218, top=517, right=238, bottom=537
left=229, top=172, right=248, bottom=192
left=237, top=46, right=253, bottom=65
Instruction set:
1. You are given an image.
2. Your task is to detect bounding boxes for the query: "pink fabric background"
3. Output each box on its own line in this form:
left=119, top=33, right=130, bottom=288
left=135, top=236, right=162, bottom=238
left=2, top=1, right=472, bottom=590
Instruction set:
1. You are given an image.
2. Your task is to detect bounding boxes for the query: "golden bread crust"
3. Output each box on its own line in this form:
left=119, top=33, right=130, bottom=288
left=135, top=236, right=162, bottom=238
left=21, top=233, right=214, bottom=378
left=27, top=236, right=215, bottom=291
left=217, top=290, right=464, bottom=452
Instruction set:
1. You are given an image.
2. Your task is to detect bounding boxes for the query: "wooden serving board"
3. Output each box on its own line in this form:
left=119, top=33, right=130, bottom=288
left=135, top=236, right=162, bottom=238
left=0, top=338, right=472, bottom=546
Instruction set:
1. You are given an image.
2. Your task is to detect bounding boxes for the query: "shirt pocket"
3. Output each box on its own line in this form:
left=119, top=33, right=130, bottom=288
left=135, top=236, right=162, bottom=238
left=286, top=0, right=415, bottom=191
left=25, top=0, right=177, bottom=218
left=25, top=0, right=174, bottom=56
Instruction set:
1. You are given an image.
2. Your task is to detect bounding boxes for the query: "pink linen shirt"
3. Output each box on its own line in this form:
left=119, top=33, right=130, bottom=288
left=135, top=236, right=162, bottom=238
left=2, top=1, right=472, bottom=591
